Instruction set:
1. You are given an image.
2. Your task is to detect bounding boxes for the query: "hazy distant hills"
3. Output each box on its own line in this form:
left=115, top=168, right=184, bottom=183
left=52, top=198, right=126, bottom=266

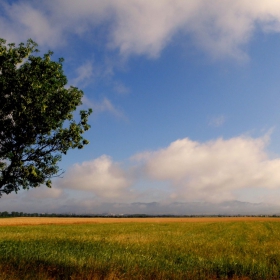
left=66, top=200, right=280, bottom=216
left=121, top=201, right=280, bottom=216
left=2, top=199, right=280, bottom=216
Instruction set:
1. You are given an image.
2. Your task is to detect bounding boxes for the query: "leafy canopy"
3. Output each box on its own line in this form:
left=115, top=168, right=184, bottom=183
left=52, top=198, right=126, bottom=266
left=0, top=38, right=92, bottom=197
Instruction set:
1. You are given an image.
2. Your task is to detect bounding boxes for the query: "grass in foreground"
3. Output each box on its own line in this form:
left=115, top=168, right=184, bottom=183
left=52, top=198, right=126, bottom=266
left=0, top=219, right=280, bottom=279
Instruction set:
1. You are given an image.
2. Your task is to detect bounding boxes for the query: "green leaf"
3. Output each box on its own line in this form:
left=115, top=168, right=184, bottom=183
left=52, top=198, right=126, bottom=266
left=0, top=38, right=92, bottom=197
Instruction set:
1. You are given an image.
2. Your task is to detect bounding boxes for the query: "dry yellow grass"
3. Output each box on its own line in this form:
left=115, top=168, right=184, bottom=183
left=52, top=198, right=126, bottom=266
left=1, top=216, right=280, bottom=279
left=1, top=216, right=280, bottom=226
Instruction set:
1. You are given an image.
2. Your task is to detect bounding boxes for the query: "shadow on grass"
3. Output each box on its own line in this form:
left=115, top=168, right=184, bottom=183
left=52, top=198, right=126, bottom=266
left=0, top=258, right=264, bottom=280
left=0, top=258, right=118, bottom=280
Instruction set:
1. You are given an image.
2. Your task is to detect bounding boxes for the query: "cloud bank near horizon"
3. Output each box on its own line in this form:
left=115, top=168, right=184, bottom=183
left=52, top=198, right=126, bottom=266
left=2, top=0, right=280, bottom=60
left=2, top=134, right=280, bottom=213
left=50, top=134, right=280, bottom=204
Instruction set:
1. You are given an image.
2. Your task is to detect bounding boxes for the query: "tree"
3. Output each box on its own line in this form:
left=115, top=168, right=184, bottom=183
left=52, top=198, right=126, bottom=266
left=0, top=38, right=92, bottom=197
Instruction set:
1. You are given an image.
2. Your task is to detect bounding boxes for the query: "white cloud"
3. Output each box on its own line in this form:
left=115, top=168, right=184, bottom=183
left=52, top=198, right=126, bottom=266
left=23, top=187, right=64, bottom=199
left=106, top=0, right=280, bottom=59
left=2, top=134, right=280, bottom=212
left=0, top=2, right=63, bottom=48
left=72, top=61, right=94, bottom=87
left=3, top=1, right=280, bottom=59
left=208, top=115, right=226, bottom=127
left=56, top=134, right=280, bottom=204
left=135, top=135, right=280, bottom=202
left=70, top=60, right=130, bottom=92
left=58, top=155, right=132, bottom=199
left=82, top=96, right=126, bottom=119
left=113, top=81, right=130, bottom=95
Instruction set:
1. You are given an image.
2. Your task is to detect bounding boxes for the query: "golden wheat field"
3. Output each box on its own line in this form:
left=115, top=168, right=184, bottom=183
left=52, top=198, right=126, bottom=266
left=2, top=217, right=280, bottom=279
left=0, top=216, right=279, bottom=226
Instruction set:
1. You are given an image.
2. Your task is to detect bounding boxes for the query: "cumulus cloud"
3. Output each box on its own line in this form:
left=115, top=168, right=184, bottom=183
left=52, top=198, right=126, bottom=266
left=2, top=1, right=280, bottom=59
left=134, top=135, right=280, bottom=202
left=58, top=155, right=133, bottom=199
left=56, top=134, right=280, bottom=204
left=2, top=135, right=280, bottom=213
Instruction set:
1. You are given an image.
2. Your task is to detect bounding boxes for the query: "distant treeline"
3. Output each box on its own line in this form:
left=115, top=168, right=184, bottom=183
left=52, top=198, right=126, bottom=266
left=0, top=211, right=280, bottom=218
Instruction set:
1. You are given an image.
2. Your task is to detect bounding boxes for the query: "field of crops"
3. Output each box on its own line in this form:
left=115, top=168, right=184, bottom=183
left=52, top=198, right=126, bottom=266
left=1, top=217, right=280, bottom=279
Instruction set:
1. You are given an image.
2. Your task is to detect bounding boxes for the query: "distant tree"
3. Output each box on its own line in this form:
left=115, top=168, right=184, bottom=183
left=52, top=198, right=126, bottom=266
left=0, top=38, right=92, bottom=197
left=0, top=211, right=9, bottom=217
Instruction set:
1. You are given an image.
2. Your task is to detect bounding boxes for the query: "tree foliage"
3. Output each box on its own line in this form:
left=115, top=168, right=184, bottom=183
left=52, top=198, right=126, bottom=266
left=0, top=38, right=92, bottom=197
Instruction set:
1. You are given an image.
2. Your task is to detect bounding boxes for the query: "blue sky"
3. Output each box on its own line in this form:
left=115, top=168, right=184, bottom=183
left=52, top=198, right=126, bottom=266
left=2, top=0, right=280, bottom=214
